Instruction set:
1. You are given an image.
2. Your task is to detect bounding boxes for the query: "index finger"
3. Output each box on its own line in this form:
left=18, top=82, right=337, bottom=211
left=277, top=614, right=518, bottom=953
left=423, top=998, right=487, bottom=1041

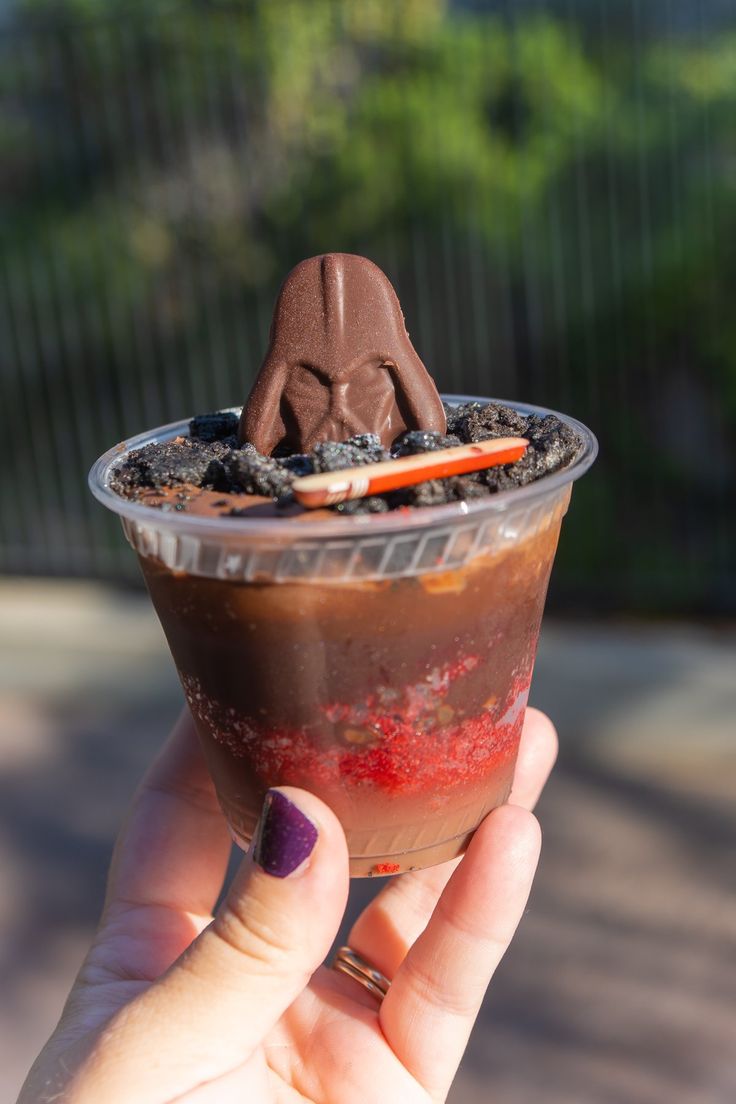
left=380, top=804, right=541, bottom=1101
left=345, top=707, right=557, bottom=981
left=508, top=707, right=558, bottom=810
left=104, top=709, right=231, bottom=920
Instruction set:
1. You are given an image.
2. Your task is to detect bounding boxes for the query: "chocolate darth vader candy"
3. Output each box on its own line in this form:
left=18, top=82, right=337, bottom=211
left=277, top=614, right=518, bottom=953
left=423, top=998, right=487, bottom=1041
left=239, top=253, right=447, bottom=454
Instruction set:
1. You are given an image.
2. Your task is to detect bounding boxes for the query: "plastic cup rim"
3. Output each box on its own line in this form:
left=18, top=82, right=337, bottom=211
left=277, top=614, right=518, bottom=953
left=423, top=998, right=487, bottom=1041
left=88, top=394, right=598, bottom=540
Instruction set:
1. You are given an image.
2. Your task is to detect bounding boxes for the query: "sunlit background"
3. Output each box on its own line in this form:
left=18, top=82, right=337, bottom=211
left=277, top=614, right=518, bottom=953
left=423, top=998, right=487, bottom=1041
left=2, top=2, right=735, bottom=1102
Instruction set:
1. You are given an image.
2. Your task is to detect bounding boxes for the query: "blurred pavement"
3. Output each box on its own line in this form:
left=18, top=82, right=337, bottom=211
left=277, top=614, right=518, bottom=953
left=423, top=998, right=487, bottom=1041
left=1, top=580, right=735, bottom=1103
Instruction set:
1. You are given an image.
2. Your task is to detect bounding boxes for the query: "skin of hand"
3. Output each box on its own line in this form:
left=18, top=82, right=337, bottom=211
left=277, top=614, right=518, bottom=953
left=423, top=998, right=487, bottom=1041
left=20, top=707, right=557, bottom=1104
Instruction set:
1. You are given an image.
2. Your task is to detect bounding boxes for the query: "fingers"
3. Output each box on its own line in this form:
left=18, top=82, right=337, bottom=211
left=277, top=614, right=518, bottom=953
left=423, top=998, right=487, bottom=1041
left=346, top=707, right=557, bottom=980
left=104, top=709, right=232, bottom=919
left=77, top=788, right=350, bottom=1104
left=347, top=858, right=462, bottom=983
left=380, top=804, right=541, bottom=1101
left=508, top=707, right=558, bottom=811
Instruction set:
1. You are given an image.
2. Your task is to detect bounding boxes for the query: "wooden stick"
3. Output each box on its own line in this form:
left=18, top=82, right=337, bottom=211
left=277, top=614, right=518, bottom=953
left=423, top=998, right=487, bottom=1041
left=293, top=437, right=528, bottom=508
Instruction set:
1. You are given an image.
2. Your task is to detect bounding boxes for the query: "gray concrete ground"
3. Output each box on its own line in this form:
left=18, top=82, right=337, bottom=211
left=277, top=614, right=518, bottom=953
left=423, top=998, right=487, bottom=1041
left=1, top=579, right=735, bottom=1104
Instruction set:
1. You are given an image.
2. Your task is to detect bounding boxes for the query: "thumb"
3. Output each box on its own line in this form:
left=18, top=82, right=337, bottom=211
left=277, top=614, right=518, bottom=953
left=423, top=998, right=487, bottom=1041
left=80, top=788, right=349, bottom=1103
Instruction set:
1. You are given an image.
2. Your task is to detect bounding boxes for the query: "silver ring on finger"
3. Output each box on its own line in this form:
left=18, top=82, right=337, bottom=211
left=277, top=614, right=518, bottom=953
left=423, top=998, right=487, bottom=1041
left=331, top=945, right=390, bottom=1003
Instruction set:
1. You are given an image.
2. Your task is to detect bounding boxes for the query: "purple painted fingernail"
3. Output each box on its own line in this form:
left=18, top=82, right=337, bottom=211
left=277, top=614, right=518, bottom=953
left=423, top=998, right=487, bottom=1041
left=252, top=790, right=318, bottom=878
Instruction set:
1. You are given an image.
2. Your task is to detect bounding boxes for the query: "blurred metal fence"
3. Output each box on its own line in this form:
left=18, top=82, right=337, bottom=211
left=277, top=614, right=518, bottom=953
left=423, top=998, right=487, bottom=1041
left=1, top=0, right=734, bottom=612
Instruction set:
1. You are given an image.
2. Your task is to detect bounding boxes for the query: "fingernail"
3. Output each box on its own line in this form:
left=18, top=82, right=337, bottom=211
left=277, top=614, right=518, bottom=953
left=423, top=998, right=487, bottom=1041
left=252, top=790, right=318, bottom=878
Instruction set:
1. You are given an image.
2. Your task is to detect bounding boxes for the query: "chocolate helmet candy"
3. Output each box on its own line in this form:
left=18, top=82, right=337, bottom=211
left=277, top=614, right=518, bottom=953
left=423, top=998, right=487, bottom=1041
left=239, top=253, right=447, bottom=454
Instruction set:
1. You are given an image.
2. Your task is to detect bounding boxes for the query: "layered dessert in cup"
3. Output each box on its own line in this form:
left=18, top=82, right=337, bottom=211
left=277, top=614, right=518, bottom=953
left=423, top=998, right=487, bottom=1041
left=90, top=254, right=596, bottom=876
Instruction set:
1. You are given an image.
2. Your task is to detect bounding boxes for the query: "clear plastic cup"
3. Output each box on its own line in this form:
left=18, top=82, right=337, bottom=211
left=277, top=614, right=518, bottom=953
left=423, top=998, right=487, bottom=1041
left=90, top=397, right=596, bottom=876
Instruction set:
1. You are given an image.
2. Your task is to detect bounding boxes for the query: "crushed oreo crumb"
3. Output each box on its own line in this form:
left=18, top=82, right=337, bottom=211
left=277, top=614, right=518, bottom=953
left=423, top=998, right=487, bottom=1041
left=226, top=452, right=294, bottom=498
left=347, top=433, right=391, bottom=461
left=445, top=401, right=528, bottom=442
left=279, top=453, right=315, bottom=478
left=392, top=429, right=462, bottom=456
left=189, top=411, right=239, bottom=442
left=311, top=434, right=390, bottom=472
left=381, top=474, right=491, bottom=512
left=334, top=495, right=391, bottom=515
left=480, top=413, right=581, bottom=493
left=109, top=437, right=228, bottom=494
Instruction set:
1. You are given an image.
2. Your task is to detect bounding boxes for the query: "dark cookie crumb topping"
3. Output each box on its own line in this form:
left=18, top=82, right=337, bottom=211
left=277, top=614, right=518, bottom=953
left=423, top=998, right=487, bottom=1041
left=392, top=429, right=462, bottom=456
left=110, top=403, right=583, bottom=514
left=189, top=411, right=240, bottom=442
left=109, top=437, right=230, bottom=495
left=311, top=434, right=390, bottom=473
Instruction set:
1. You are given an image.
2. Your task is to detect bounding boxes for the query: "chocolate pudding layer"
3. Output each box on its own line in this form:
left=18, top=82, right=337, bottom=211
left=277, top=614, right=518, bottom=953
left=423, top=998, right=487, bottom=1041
left=140, top=487, right=567, bottom=874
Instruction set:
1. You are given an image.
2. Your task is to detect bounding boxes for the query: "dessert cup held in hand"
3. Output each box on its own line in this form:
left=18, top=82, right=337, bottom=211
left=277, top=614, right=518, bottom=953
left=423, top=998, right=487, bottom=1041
left=90, top=397, right=596, bottom=876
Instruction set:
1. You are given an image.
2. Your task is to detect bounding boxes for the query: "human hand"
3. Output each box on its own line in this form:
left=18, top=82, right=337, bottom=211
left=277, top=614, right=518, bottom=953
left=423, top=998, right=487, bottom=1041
left=20, top=707, right=557, bottom=1104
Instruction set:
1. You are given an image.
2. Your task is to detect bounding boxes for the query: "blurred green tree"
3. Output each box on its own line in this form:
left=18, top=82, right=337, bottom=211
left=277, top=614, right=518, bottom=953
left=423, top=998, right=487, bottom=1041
left=1, top=0, right=734, bottom=608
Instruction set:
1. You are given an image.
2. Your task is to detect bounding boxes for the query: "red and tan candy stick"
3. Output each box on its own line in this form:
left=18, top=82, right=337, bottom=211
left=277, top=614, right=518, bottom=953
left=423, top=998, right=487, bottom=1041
left=292, top=437, right=528, bottom=508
